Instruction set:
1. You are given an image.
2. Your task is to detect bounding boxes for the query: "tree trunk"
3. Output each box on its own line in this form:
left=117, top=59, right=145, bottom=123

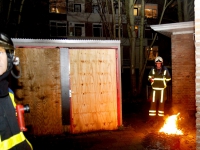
left=183, top=0, right=188, bottom=21
left=118, top=0, right=121, bottom=39
left=177, top=0, right=183, bottom=22
left=111, top=0, right=116, bottom=39
left=138, top=0, right=145, bottom=94
left=15, top=0, right=25, bottom=37
left=7, top=0, right=13, bottom=23
left=126, top=0, right=137, bottom=97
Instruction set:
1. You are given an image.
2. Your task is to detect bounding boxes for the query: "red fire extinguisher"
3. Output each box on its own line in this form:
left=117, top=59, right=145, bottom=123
left=16, top=104, right=30, bottom=131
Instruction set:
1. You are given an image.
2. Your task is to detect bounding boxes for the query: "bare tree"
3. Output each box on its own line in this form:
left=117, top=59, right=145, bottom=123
left=111, top=0, right=116, bottom=38
left=5, top=0, right=26, bottom=37
left=117, top=0, right=121, bottom=39
left=183, top=0, right=194, bottom=21
left=177, top=0, right=183, bottom=22
left=95, top=0, right=137, bottom=97
left=94, top=0, right=115, bottom=39
left=125, top=0, right=137, bottom=97
left=15, top=0, right=26, bottom=37
left=7, top=0, right=13, bottom=23
left=139, top=0, right=144, bottom=74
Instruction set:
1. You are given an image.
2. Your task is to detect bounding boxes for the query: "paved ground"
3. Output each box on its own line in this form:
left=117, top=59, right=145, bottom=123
left=26, top=101, right=196, bottom=150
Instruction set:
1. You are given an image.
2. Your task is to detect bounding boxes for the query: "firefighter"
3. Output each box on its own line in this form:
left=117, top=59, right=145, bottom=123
left=148, top=56, right=171, bottom=120
left=0, top=33, right=33, bottom=150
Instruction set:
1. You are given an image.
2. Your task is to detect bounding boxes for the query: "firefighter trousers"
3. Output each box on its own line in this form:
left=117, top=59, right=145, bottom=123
left=149, top=89, right=165, bottom=117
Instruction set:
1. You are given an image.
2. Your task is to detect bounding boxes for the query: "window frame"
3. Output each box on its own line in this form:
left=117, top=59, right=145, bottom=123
left=134, top=8, right=138, bottom=16
left=92, top=4, right=99, bottom=13
left=50, top=21, right=67, bottom=38
left=93, top=23, right=103, bottom=37
left=115, top=25, right=123, bottom=38
left=74, top=4, right=81, bottom=12
left=69, top=23, right=85, bottom=37
left=134, top=3, right=157, bottom=19
left=145, top=4, right=158, bottom=19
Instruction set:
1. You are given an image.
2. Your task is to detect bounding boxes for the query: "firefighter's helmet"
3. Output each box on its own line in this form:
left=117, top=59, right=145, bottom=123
left=0, top=33, right=20, bottom=78
left=0, top=33, right=15, bottom=70
left=155, top=56, right=163, bottom=64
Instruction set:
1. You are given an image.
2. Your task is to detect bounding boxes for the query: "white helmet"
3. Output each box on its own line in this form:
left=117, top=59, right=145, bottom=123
left=155, top=56, right=163, bottom=63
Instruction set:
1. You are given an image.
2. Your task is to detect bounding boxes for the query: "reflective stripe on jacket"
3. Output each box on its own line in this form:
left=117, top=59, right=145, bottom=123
left=148, top=66, right=171, bottom=90
left=0, top=132, right=33, bottom=150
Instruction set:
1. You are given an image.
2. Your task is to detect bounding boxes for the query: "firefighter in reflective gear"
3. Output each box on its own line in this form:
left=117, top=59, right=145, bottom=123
left=0, top=33, right=33, bottom=150
left=148, top=56, right=171, bottom=118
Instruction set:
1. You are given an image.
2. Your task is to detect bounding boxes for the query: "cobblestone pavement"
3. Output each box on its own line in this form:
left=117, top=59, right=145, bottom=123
left=26, top=111, right=196, bottom=150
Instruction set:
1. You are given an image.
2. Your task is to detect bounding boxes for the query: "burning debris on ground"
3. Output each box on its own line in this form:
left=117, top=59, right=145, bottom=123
left=141, top=112, right=196, bottom=150
left=142, top=132, right=181, bottom=150
left=142, top=113, right=182, bottom=149
left=159, top=113, right=183, bottom=135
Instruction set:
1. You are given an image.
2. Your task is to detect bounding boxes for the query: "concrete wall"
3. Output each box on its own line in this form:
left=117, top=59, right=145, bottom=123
left=195, top=0, right=200, bottom=149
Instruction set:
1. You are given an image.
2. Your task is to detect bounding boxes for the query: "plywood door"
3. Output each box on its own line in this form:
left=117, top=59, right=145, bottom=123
left=69, top=49, right=118, bottom=133
left=14, top=48, right=63, bottom=135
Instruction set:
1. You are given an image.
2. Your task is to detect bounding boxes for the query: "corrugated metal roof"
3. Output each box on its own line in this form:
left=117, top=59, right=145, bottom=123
left=12, top=38, right=120, bottom=48
left=150, top=21, right=194, bottom=37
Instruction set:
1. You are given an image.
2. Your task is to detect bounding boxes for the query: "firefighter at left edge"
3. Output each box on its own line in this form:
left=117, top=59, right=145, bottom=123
left=0, top=33, right=33, bottom=150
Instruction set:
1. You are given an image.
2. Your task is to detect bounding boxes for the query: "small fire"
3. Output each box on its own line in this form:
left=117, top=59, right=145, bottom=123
left=159, top=113, right=183, bottom=135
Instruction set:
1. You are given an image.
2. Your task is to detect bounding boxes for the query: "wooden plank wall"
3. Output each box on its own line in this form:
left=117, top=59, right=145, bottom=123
left=13, top=48, right=63, bottom=135
left=69, top=49, right=118, bottom=134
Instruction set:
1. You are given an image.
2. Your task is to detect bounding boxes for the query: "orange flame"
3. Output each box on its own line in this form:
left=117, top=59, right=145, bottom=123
left=159, top=113, right=183, bottom=135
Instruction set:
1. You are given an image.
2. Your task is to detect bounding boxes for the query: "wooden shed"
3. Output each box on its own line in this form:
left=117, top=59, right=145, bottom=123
left=11, top=39, right=122, bottom=135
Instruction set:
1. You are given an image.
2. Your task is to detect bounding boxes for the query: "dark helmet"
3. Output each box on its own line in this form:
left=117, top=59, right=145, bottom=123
left=0, top=33, right=15, bottom=70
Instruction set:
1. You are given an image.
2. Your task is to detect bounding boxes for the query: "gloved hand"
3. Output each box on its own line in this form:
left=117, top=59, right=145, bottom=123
left=149, top=78, right=154, bottom=83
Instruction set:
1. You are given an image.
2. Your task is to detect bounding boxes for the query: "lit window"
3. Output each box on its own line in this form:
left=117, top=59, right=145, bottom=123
left=145, top=46, right=158, bottom=60
left=134, top=8, right=138, bottom=16
left=50, top=21, right=67, bottom=37
left=152, top=9, right=157, bottom=18
left=145, top=4, right=157, bottom=18
left=134, top=3, right=157, bottom=18
left=93, top=24, right=102, bottom=37
left=135, top=25, right=139, bottom=38
left=49, top=0, right=66, bottom=14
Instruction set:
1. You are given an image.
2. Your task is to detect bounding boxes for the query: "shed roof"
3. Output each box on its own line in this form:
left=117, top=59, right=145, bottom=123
left=12, top=39, right=120, bottom=49
left=150, top=21, right=194, bottom=37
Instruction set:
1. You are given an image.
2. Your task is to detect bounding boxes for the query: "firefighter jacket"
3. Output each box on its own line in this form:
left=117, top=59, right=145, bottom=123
left=148, top=66, right=171, bottom=90
left=0, top=67, right=32, bottom=150
left=0, top=88, right=33, bottom=150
